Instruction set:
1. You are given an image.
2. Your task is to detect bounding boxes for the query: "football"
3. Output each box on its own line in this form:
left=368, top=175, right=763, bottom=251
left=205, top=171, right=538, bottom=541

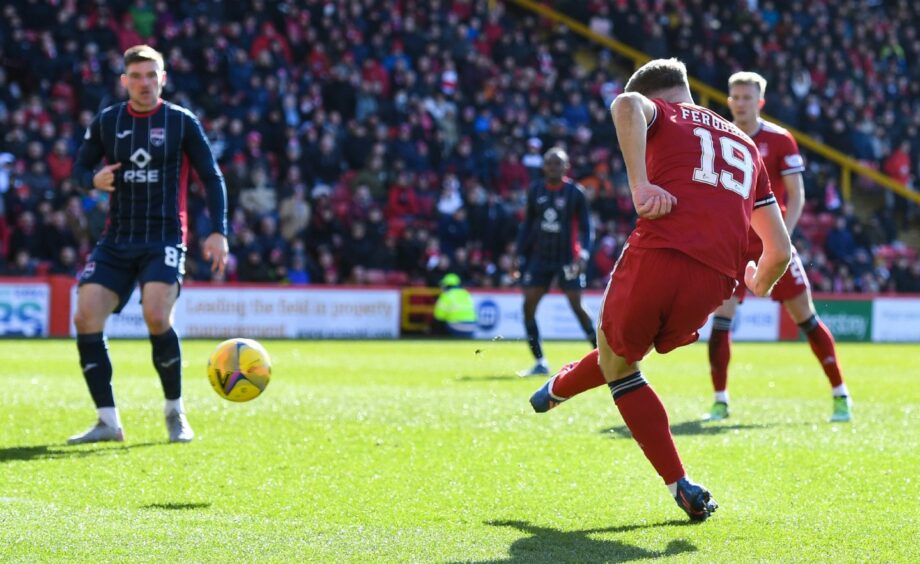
left=207, top=338, right=272, bottom=402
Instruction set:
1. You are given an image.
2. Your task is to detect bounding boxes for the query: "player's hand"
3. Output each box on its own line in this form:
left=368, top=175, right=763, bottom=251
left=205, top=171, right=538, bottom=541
left=744, top=260, right=771, bottom=297
left=93, top=163, right=122, bottom=192
left=512, top=255, right=525, bottom=280
left=632, top=181, right=677, bottom=220
left=203, top=233, right=229, bottom=276
left=564, top=258, right=587, bottom=279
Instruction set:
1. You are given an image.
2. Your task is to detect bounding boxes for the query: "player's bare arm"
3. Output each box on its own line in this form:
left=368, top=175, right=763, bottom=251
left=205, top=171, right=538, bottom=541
left=610, top=93, right=677, bottom=220
left=782, top=172, right=805, bottom=233
left=746, top=202, right=792, bottom=296
left=92, top=163, right=121, bottom=192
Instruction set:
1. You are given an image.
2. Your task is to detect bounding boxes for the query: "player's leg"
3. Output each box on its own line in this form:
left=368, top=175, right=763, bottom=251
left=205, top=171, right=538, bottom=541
left=563, top=287, right=597, bottom=348
left=598, top=325, right=717, bottom=521
left=783, top=289, right=851, bottom=422
left=142, top=281, right=193, bottom=442
left=69, top=283, right=124, bottom=444
left=602, top=248, right=728, bottom=519
left=142, top=281, right=181, bottom=401
left=527, top=262, right=606, bottom=409
left=706, top=295, right=739, bottom=421
left=140, top=244, right=193, bottom=442
left=776, top=249, right=851, bottom=421
left=598, top=328, right=685, bottom=488
left=529, top=348, right=604, bottom=412
left=68, top=243, right=138, bottom=444
left=520, top=281, right=550, bottom=376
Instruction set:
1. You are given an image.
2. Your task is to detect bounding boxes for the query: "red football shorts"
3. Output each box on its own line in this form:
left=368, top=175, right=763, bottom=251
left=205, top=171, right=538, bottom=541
left=600, top=246, right=736, bottom=365
left=733, top=247, right=809, bottom=303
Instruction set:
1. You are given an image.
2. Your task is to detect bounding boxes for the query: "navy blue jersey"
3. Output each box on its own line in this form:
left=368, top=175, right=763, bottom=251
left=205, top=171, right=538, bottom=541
left=516, top=179, right=592, bottom=266
left=72, top=100, right=228, bottom=246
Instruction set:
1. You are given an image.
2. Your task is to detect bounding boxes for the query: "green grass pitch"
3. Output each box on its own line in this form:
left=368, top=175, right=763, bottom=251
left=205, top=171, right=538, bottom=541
left=1, top=339, right=917, bottom=562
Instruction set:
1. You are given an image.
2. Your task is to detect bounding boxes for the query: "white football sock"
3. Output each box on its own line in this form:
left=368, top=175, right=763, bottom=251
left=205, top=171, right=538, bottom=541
left=165, top=397, right=185, bottom=416
left=97, top=407, right=121, bottom=429
left=667, top=479, right=682, bottom=497
left=832, top=384, right=849, bottom=397
left=714, top=391, right=729, bottom=404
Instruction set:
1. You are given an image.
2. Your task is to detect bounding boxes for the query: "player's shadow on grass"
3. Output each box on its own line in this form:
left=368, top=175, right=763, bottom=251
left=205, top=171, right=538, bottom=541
left=465, top=519, right=697, bottom=563
left=601, top=420, right=771, bottom=439
left=0, top=442, right=161, bottom=463
left=141, top=502, right=211, bottom=510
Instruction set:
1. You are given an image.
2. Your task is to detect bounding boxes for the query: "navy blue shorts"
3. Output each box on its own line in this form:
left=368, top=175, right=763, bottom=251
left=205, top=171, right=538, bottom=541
left=79, top=242, right=186, bottom=313
left=521, top=261, right=586, bottom=291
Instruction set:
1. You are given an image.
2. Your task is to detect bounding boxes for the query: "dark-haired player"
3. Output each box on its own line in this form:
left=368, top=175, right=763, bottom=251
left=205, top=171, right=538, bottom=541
left=515, top=148, right=596, bottom=376
left=68, top=45, right=228, bottom=444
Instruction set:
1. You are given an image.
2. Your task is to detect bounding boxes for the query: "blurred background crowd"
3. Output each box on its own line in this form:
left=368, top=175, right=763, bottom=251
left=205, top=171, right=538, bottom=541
left=0, top=0, right=918, bottom=292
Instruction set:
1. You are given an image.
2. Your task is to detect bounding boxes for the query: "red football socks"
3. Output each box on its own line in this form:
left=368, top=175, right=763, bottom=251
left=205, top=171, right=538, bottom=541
left=610, top=372, right=685, bottom=484
left=551, top=349, right=606, bottom=399
left=802, top=316, right=844, bottom=388
left=708, top=328, right=731, bottom=392
left=708, top=316, right=732, bottom=393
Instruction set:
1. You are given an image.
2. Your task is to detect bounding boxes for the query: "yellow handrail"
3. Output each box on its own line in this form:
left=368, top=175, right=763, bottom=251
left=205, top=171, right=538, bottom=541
left=504, top=0, right=920, bottom=205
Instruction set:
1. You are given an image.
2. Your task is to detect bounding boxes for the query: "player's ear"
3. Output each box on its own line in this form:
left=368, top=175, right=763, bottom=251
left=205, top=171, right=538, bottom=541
left=120, top=74, right=128, bottom=90
left=758, top=98, right=765, bottom=110
left=160, top=71, right=167, bottom=86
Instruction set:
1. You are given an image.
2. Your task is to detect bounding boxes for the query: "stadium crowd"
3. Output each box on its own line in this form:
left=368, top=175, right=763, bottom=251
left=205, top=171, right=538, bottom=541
left=0, top=0, right=918, bottom=292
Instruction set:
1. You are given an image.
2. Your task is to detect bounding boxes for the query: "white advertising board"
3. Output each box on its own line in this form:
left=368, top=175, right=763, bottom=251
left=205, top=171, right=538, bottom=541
left=471, top=291, right=779, bottom=342
left=70, top=286, right=401, bottom=339
left=471, top=292, right=602, bottom=340
left=697, top=297, right=781, bottom=342
left=0, top=282, right=50, bottom=337
left=871, top=298, right=920, bottom=342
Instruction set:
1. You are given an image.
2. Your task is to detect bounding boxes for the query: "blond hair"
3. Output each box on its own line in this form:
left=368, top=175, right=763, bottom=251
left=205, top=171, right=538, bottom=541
left=728, top=71, right=767, bottom=96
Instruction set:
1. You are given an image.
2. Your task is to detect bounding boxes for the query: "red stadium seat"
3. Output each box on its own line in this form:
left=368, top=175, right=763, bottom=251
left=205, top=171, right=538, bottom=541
left=385, top=271, right=409, bottom=286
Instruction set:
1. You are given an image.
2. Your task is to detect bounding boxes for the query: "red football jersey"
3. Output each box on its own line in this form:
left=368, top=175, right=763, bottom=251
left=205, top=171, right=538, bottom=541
left=744, top=119, right=805, bottom=259
left=626, top=99, right=776, bottom=278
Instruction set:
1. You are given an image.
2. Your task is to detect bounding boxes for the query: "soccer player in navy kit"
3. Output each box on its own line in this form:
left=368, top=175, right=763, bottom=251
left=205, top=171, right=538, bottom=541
left=68, top=45, right=229, bottom=444
left=515, top=148, right=596, bottom=376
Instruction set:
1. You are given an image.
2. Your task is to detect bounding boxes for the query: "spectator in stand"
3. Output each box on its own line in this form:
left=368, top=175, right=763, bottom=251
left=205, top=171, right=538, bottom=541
left=825, top=216, right=858, bottom=264
left=8, top=211, right=42, bottom=260
left=0, top=0, right=916, bottom=293
left=51, top=246, right=79, bottom=277
left=3, top=250, right=36, bottom=276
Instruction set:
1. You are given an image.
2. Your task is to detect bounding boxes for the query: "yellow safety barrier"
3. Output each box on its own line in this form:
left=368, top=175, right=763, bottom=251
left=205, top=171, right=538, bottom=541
left=505, top=0, right=920, bottom=205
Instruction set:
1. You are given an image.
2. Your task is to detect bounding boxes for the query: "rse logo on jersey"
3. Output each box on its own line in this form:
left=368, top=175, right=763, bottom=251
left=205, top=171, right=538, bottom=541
left=124, top=147, right=158, bottom=183
left=540, top=208, right=560, bottom=233
left=124, top=169, right=159, bottom=182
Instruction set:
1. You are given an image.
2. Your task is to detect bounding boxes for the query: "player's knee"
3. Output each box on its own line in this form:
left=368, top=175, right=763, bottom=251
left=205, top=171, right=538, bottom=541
left=143, top=308, right=171, bottom=333
left=714, top=299, right=737, bottom=318
left=73, top=309, right=90, bottom=333
left=785, top=298, right=813, bottom=324
left=597, top=348, right=620, bottom=381
left=74, top=306, right=102, bottom=333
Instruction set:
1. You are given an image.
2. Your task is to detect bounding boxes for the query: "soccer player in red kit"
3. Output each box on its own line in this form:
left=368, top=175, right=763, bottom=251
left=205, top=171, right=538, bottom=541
left=705, top=72, right=852, bottom=423
left=528, top=59, right=791, bottom=521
